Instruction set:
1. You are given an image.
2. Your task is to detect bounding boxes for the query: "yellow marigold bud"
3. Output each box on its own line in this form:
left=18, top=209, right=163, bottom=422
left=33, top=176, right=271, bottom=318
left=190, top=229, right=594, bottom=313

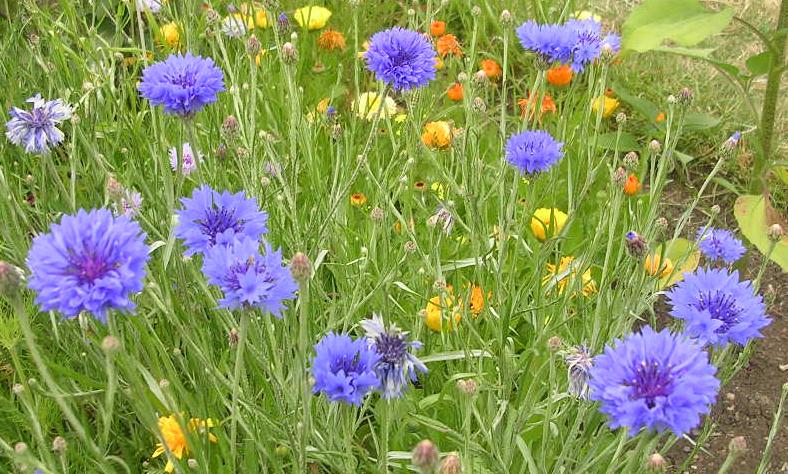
left=530, top=208, right=567, bottom=241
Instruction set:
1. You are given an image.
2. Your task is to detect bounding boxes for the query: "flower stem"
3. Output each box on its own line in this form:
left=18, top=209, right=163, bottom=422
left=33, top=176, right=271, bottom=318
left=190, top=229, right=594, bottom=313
left=379, top=400, right=391, bottom=472
left=297, top=277, right=311, bottom=471
left=229, top=309, right=250, bottom=470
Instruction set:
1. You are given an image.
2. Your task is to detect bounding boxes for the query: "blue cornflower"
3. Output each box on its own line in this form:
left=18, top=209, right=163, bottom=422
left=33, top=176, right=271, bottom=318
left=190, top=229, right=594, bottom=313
left=201, top=236, right=296, bottom=314
left=516, top=21, right=576, bottom=64
left=566, top=19, right=603, bottom=72
left=564, top=345, right=594, bottom=400
left=175, top=185, right=269, bottom=257
left=361, top=314, right=427, bottom=400
left=26, top=209, right=149, bottom=322
left=138, top=53, right=225, bottom=117
left=365, top=27, right=436, bottom=91
left=311, top=332, right=380, bottom=405
left=696, top=227, right=746, bottom=264
left=505, top=130, right=564, bottom=174
left=667, top=267, right=770, bottom=347
left=6, top=94, right=72, bottom=155
left=589, top=326, right=719, bottom=437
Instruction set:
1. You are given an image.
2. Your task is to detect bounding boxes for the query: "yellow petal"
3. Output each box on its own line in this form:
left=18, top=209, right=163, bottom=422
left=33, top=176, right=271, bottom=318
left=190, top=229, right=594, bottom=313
left=151, top=445, right=165, bottom=458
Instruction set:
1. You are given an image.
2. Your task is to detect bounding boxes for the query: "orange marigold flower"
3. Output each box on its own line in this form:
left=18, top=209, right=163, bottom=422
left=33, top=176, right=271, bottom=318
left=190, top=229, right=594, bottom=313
left=546, top=65, right=573, bottom=86
left=468, top=285, right=490, bottom=316
left=655, top=112, right=666, bottom=122
left=317, top=29, right=346, bottom=51
left=350, top=192, right=367, bottom=207
left=421, top=121, right=453, bottom=150
left=436, top=34, right=462, bottom=58
left=430, top=20, right=446, bottom=36
left=480, top=59, right=502, bottom=79
left=518, top=93, right=556, bottom=119
left=446, top=82, right=463, bottom=101
left=623, top=174, right=641, bottom=196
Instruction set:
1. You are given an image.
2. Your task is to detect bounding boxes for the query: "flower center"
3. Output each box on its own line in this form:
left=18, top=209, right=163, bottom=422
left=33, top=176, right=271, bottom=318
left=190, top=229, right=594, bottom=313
left=694, top=291, right=741, bottom=333
left=628, top=360, right=673, bottom=408
left=332, top=352, right=364, bottom=376
left=69, top=251, right=114, bottom=284
left=375, top=333, right=407, bottom=364
left=169, top=72, right=197, bottom=89
left=29, top=108, right=52, bottom=128
left=198, top=207, right=244, bottom=245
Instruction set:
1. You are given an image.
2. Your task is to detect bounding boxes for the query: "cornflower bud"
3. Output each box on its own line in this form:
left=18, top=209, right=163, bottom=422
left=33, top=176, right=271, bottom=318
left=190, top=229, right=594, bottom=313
left=623, top=151, right=638, bottom=170
left=290, top=252, right=313, bottom=282
left=281, top=42, right=297, bottom=63
left=411, top=439, right=439, bottom=473
left=625, top=231, right=648, bottom=258
left=768, top=224, right=783, bottom=242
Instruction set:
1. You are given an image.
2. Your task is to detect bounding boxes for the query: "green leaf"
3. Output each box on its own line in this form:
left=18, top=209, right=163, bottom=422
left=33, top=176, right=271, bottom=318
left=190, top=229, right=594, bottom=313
left=622, top=0, right=735, bottom=52
left=734, top=195, right=788, bottom=271
left=674, top=150, right=696, bottom=165
left=652, top=46, right=742, bottom=79
left=683, top=112, right=720, bottom=131
left=746, top=51, right=773, bottom=76
left=594, top=132, right=640, bottom=151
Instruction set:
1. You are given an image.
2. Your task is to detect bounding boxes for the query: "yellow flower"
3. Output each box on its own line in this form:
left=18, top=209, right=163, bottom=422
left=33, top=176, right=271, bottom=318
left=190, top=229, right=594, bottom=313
left=421, top=121, right=453, bottom=150
left=158, top=22, right=180, bottom=49
left=316, top=97, right=331, bottom=114
left=543, top=256, right=596, bottom=297
left=255, top=50, right=266, bottom=66
left=591, top=96, right=620, bottom=118
left=353, top=92, right=398, bottom=121
left=424, top=286, right=462, bottom=332
left=644, top=254, right=674, bottom=278
left=239, top=2, right=270, bottom=28
left=294, top=6, right=332, bottom=30
left=434, top=57, right=445, bottom=70
left=530, top=208, right=568, bottom=241
left=151, top=415, right=217, bottom=473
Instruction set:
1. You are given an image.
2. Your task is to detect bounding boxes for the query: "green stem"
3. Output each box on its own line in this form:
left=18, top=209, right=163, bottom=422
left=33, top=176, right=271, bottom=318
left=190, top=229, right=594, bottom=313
left=297, top=277, right=311, bottom=471
left=229, top=310, right=250, bottom=470
left=750, top=0, right=787, bottom=193
left=379, top=401, right=391, bottom=472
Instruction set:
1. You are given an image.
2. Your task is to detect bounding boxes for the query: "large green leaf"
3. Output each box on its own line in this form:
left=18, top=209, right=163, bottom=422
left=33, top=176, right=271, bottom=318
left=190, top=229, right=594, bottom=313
left=734, top=195, right=788, bottom=271
left=622, top=0, right=735, bottom=52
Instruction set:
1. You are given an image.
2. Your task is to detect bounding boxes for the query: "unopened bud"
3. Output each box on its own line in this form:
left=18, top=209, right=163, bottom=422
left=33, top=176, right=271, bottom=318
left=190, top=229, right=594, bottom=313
left=187, top=458, right=199, bottom=469
left=646, top=452, right=666, bottom=472
left=472, top=97, right=486, bottom=113
left=649, top=140, right=661, bottom=153
left=456, top=378, right=477, bottom=395
left=625, top=231, right=648, bottom=258
left=407, top=8, right=415, bottom=16
left=404, top=241, right=417, bottom=254
left=106, top=175, right=125, bottom=199
left=12, top=383, right=24, bottom=395
left=456, top=72, right=468, bottom=83
left=205, top=9, right=220, bottom=25
left=500, top=9, right=512, bottom=24
left=710, top=204, right=721, bottom=215
left=370, top=207, right=384, bottom=222
left=471, top=6, right=481, bottom=16
left=159, top=378, right=170, bottom=389
left=667, top=95, right=677, bottom=105
left=768, top=224, right=783, bottom=242
left=655, top=217, right=668, bottom=232
left=281, top=42, right=298, bottom=63
left=290, top=252, right=313, bottom=282
left=228, top=328, right=240, bottom=347
left=615, top=112, right=627, bottom=124
left=623, top=151, right=638, bottom=170
left=678, top=87, right=693, bottom=106
left=547, top=336, right=562, bottom=351
left=439, top=452, right=462, bottom=474
left=411, top=439, right=439, bottom=473
left=246, top=34, right=261, bottom=56
left=0, top=261, right=24, bottom=297
left=101, top=335, right=121, bottom=355
left=14, top=442, right=27, bottom=454
left=612, top=167, right=627, bottom=187
left=473, top=70, right=487, bottom=84
left=52, top=436, right=67, bottom=454
left=221, top=115, right=240, bottom=139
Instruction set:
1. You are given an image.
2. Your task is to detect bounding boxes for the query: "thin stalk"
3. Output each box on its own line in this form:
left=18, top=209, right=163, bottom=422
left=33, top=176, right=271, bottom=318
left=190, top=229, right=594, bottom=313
left=229, top=310, right=250, bottom=470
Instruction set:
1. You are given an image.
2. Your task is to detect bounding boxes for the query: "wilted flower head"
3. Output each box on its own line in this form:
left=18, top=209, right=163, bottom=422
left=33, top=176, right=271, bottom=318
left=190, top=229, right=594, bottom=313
left=361, top=314, right=427, bottom=399
left=175, top=185, right=269, bottom=256
left=169, top=143, right=201, bottom=175
left=505, top=130, right=564, bottom=174
left=138, top=53, right=225, bottom=117
left=115, top=190, right=143, bottom=218
left=365, top=27, right=437, bottom=90
left=201, top=236, right=297, bottom=314
left=667, top=267, right=770, bottom=347
left=221, top=14, right=250, bottom=37
left=6, top=94, right=72, bottom=155
left=311, top=332, right=380, bottom=405
left=696, top=227, right=746, bottom=264
left=27, top=209, right=149, bottom=322
left=589, top=326, right=720, bottom=436
left=564, top=345, right=594, bottom=399
left=427, top=205, right=454, bottom=235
